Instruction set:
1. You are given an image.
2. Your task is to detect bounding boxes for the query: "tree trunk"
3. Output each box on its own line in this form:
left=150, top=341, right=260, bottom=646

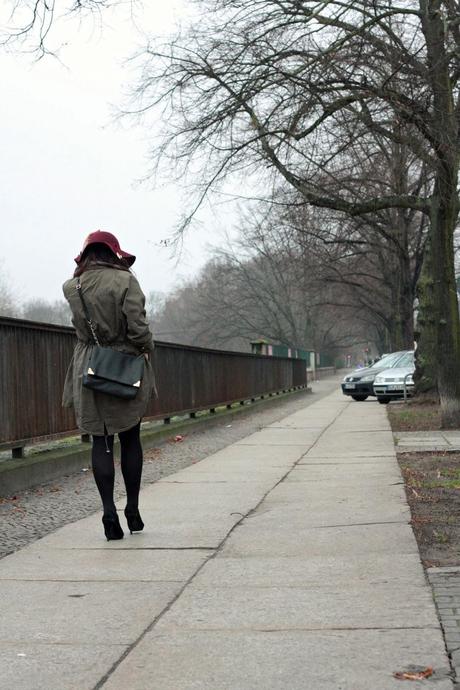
left=388, top=142, right=415, bottom=351
left=420, top=0, right=460, bottom=427
left=429, top=185, right=460, bottom=426
left=392, top=247, right=414, bottom=350
left=413, top=235, right=438, bottom=398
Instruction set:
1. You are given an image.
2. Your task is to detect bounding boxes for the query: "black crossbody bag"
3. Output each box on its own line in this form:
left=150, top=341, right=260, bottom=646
left=76, top=279, right=145, bottom=400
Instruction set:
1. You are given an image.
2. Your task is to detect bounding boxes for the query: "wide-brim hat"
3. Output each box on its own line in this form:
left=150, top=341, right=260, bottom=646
left=74, top=230, right=136, bottom=266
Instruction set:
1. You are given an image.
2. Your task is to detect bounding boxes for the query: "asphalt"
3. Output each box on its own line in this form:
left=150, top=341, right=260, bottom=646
left=0, top=385, right=453, bottom=689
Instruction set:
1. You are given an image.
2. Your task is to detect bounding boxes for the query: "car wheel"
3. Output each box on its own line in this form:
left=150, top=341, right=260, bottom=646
left=378, top=397, right=391, bottom=404
left=351, top=395, right=368, bottom=401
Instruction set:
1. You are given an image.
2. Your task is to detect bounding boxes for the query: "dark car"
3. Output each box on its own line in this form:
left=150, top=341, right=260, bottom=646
left=341, top=351, right=412, bottom=401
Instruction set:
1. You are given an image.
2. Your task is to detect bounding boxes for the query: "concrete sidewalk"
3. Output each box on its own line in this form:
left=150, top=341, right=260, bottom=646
left=395, top=430, right=460, bottom=453
left=0, top=390, right=453, bottom=689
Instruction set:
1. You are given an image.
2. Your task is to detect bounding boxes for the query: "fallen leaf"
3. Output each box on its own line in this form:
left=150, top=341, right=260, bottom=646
left=174, top=435, right=184, bottom=442
left=394, top=667, right=433, bottom=681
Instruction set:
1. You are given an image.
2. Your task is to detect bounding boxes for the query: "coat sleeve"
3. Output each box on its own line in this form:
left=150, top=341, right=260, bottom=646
left=122, top=275, right=155, bottom=352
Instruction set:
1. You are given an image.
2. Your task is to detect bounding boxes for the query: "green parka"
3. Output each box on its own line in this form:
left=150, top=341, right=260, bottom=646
left=62, top=265, right=155, bottom=435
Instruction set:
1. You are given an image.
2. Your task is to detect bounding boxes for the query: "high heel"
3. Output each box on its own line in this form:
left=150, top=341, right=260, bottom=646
left=102, top=513, right=124, bottom=541
left=124, top=508, right=144, bottom=534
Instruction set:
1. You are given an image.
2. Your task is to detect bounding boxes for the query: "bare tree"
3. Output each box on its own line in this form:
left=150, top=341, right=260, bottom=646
left=1, top=0, right=120, bottom=57
left=0, top=261, right=17, bottom=316
left=153, top=226, right=375, bottom=358
left=132, top=0, right=460, bottom=425
left=21, top=297, right=72, bottom=325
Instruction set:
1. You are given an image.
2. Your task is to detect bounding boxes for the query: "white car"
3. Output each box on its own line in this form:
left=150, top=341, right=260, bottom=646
left=372, top=351, right=415, bottom=404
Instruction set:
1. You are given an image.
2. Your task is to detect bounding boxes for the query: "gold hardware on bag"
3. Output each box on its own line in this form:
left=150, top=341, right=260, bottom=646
left=88, top=367, right=95, bottom=375
left=133, top=380, right=141, bottom=388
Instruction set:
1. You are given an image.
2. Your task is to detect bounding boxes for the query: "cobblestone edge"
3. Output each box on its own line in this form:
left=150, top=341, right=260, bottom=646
left=427, top=567, right=460, bottom=688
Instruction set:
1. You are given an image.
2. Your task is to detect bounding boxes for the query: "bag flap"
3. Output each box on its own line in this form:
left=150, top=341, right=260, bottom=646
left=88, top=347, right=144, bottom=387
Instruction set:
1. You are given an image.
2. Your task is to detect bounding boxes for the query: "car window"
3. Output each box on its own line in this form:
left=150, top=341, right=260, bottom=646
left=393, top=351, right=414, bottom=368
left=370, top=352, right=404, bottom=369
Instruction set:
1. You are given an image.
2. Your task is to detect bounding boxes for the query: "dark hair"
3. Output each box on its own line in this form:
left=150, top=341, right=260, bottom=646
left=73, top=243, right=131, bottom=277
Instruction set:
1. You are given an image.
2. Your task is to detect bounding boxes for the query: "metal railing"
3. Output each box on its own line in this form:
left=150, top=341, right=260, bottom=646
left=0, top=316, right=307, bottom=455
left=403, top=372, right=413, bottom=403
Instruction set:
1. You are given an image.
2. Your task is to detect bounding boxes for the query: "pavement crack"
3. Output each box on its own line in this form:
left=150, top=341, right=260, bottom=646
left=93, top=396, right=348, bottom=689
left=67, top=546, right=216, bottom=552
left=310, top=520, right=408, bottom=530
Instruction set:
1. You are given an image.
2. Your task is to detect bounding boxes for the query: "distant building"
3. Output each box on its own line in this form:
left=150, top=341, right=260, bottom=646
left=250, top=339, right=316, bottom=377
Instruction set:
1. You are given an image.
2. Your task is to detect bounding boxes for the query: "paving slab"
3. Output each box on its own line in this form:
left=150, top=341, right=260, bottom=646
left=0, top=642, right=128, bottom=690
left=308, top=439, right=395, bottom=457
left=32, top=512, right=235, bottom=550
left=221, top=522, right=421, bottom=558
left=102, top=629, right=452, bottom=690
left=156, top=583, right=438, bottom=631
left=263, top=480, right=407, bottom=504
left=394, top=430, right=460, bottom=452
left=243, top=503, right=410, bottom=528
left=0, top=545, right=211, bottom=582
left=137, top=479, right=270, bottom=503
left=235, top=428, right=323, bottom=446
left=246, top=489, right=411, bottom=526
left=158, top=470, right=285, bottom=483
left=192, top=443, right=304, bottom=465
left=287, top=463, right=402, bottom=484
left=0, top=580, right=180, bottom=645
left=268, top=415, right=345, bottom=426
left=333, top=414, right=391, bottom=431
left=299, top=453, right=396, bottom=463
left=192, top=554, right=427, bottom=588
left=265, top=411, right=344, bottom=429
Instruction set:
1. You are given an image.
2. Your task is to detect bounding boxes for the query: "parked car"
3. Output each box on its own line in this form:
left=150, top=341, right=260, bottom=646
left=341, top=350, right=412, bottom=401
left=372, top=351, right=415, bottom=404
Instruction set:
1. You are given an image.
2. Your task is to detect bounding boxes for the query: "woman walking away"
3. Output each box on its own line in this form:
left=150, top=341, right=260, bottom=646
left=62, top=230, right=155, bottom=541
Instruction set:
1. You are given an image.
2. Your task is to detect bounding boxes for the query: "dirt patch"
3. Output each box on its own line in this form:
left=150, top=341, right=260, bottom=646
left=397, top=451, right=460, bottom=567
left=388, top=401, right=441, bottom=431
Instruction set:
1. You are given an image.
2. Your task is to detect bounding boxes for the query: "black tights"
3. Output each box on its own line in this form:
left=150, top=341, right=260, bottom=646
left=91, top=422, right=143, bottom=517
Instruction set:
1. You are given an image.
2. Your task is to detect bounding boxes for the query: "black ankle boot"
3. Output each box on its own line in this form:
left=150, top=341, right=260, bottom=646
left=102, top=513, right=124, bottom=541
left=124, top=507, right=144, bottom=534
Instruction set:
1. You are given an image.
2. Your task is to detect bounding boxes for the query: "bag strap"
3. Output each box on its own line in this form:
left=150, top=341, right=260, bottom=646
left=76, top=278, right=101, bottom=346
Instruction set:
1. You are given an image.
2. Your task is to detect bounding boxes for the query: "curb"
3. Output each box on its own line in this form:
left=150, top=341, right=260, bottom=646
left=0, top=387, right=310, bottom=497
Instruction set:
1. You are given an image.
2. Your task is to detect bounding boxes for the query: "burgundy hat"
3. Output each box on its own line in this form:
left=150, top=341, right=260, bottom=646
left=74, top=230, right=136, bottom=266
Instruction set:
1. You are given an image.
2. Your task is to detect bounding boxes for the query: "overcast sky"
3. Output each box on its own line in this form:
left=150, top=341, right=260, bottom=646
left=1, top=1, right=234, bottom=305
